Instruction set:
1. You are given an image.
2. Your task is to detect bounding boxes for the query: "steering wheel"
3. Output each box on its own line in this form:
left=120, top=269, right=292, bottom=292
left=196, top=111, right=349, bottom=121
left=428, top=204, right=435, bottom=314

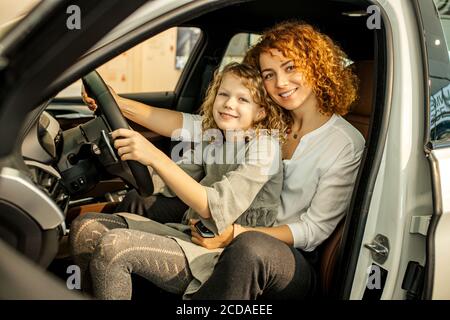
left=81, top=71, right=154, bottom=197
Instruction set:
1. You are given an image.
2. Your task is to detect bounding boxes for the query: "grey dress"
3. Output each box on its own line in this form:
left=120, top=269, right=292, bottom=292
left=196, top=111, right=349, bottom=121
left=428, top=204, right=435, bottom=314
left=116, top=133, right=283, bottom=297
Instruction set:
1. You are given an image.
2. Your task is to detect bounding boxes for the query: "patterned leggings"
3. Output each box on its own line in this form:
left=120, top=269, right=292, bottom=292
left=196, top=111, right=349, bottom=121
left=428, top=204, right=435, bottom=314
left=69, top=213, right=193, bottom=299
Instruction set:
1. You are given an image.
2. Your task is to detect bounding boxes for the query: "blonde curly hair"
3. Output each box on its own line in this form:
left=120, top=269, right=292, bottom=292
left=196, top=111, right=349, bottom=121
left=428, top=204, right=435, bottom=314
left=200, top=62, right=290, bottom=140
left=244, top=21, right=358, bottom=116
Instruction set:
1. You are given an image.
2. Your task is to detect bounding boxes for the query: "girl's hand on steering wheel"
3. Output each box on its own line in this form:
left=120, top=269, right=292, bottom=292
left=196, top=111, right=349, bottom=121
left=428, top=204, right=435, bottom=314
left=81, top=85, right=97, bottom=111
left=111, top=128, right=159, bottom=166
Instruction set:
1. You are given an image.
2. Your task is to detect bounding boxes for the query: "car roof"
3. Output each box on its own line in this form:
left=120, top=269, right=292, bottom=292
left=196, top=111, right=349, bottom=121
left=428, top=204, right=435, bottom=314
left=90, top=0, right=374, bottom=62
left=182, top=0, right=374, bottom=61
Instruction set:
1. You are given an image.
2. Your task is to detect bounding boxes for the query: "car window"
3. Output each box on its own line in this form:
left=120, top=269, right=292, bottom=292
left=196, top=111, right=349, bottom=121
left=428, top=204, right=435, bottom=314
left=430, top=0, right=450, bottom=142
left=0, top=0, right=41, bottom=39
left=0, top=0, right=40, bottom=26
left=57, top=27, right=201, bottom=97
left=220, top=33, right=261, bottom=68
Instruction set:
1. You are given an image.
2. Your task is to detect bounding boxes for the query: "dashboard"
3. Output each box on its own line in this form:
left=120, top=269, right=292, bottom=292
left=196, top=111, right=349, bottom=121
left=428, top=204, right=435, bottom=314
left=20, top=109, right=123, bottom=217
left=22, top=112, right=69, bottom=214
left=23, top=111, right=63, bottom=164
left=20, top=107, right=134, bottom=220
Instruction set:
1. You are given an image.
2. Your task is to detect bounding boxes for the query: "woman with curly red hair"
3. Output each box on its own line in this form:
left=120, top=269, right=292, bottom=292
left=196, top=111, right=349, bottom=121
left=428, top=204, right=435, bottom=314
left=186, top=21, right=365, bottom=299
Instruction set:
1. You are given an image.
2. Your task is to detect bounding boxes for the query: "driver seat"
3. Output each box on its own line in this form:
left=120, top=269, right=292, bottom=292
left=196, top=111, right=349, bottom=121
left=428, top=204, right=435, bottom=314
left=344, top=60, right=374, bottom=139
left=317, top=220, right=345, bottom=296
left=317, top=60, right=374, bottom=296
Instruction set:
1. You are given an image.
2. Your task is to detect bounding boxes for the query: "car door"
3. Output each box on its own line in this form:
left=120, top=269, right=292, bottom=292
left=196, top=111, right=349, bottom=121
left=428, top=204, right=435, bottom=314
left=419, top=0, right=450, bottom=300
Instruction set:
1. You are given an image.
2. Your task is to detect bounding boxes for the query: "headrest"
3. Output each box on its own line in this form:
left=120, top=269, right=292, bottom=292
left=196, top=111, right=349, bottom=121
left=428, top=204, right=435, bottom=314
left=349, top=60, right=374, bottom=117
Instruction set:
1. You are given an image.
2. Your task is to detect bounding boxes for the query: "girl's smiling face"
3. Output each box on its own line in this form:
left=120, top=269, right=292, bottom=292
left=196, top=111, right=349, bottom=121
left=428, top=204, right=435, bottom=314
left=259, top=49, right=315, bottom=111
left=212, top=72, right=265, bottom=132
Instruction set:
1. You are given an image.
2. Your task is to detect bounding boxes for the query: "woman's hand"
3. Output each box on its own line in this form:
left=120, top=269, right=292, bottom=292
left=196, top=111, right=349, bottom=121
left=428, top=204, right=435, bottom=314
left=189, top=219, right=234, bottom=249
left=111, top=128, right=161, bottom=166
left=81, top=84, right=121, bottom=112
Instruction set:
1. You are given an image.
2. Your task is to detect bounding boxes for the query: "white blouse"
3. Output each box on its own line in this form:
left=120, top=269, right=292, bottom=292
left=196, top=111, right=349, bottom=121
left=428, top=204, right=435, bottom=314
left=179, top=113, right=365, bottom=251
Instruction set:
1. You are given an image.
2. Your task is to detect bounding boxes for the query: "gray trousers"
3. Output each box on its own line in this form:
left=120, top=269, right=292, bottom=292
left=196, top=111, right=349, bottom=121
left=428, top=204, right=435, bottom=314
left=191, top=231, right=319, bottom=300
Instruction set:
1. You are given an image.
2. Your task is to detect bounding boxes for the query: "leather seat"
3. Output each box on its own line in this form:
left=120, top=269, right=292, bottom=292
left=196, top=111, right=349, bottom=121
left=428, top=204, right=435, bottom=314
left=344, top=60, right=374, bottom=139
left=318, top=220, right=345, bottom=296
left=318, top=60, right=374, bottom=296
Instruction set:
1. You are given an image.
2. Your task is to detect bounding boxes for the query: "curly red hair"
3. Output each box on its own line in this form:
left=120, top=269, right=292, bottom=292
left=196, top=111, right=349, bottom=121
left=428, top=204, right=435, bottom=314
left=244, top=21, right=358, bottom=116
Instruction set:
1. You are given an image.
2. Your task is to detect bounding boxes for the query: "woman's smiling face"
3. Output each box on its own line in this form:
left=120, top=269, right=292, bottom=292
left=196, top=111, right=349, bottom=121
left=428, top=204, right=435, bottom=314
left=259, top=49, right=314, bottom=111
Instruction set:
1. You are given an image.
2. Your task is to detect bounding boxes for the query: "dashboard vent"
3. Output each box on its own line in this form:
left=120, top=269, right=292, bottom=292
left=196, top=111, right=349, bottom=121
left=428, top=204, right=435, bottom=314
left=27, top=165, right=69, bottom=213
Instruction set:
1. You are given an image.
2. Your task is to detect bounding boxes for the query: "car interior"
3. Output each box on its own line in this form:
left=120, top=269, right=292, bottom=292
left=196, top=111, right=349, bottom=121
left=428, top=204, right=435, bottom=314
left=1, top=0, right=386, bottom=299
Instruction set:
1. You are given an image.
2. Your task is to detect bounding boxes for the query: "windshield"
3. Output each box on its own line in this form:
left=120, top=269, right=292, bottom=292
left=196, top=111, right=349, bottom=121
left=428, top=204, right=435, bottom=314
left=0, top=0, right=41, bottom=39
left=0, top=0, right=41, bottom=26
